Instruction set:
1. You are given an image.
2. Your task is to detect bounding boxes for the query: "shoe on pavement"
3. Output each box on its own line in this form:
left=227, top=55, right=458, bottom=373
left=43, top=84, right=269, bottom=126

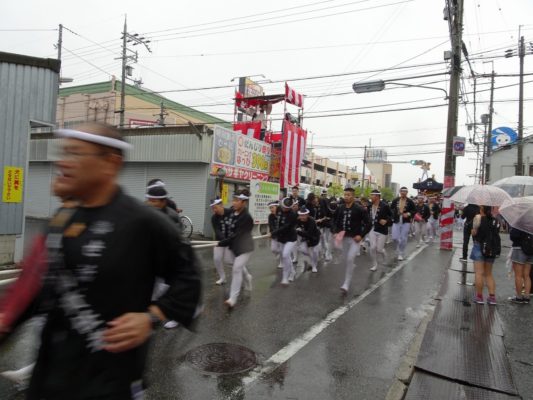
left=288, top=270, right=296, bottom=282
left=416, top=243, right=421, bottom=248
left=397, top=255, right=404, bottom=261
left=508, top=295, right=525, bottom=304
left=459, top=258, right=467, bottom=263
left=243, top=273, right=252, bottom=291
left=281, top=278, right=289, bottom=286
left=472, top=294, right=484, bottom=304
left=369, top=263, right=378, bottom=271
left=523, top=297, right=530, bottom=304
left=277, top=262, right=283, bottom=269
left=224, top=298, right=236, bottom=308
left=215, top=278, right=226, bottom=285
left=311, top=266, right=318, bottom=273
left=164, top=320, right=179, bottom=329
left=487, top=295, right=497, bottom=305
left=340, top=285, right=348, bottom=295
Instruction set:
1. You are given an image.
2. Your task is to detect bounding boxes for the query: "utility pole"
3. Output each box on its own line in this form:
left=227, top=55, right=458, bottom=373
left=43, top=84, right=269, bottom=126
left=57, top=24, right=63, bottom=61
left=485, top=69, right=495, bottom=182
left=119, top=16, right=127, bottom=128
left=361, top=145, right=367, bottom=190
left=441, top=0, right=464, bottom=251
left=517, top=34, right=525, bottom=175
left=156, top=101, right=168, bottom=126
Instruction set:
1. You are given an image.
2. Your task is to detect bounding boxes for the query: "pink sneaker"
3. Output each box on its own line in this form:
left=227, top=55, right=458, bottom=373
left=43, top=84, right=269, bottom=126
left=487, top=295, right=497, bottom=305
left=472, top=294, right=484, bottom=304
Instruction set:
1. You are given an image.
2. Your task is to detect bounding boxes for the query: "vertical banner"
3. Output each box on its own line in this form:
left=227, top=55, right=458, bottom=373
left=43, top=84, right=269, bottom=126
left=2, top=166, right=24, bottom=203
left=249, top=180, right=280, bottom=224
left=221, top=183, right=229, bottom=205
left=280, top=120, right=307, bottom=188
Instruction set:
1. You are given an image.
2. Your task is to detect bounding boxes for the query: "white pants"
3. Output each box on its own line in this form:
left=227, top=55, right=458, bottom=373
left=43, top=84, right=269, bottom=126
left=319, top=227, right=332, bottom=259
left=414, top=221, right=427, bottom=244
left=280, top=241, right=297, bottom=282
left=392, top=223, right=411, bottom=256
left=298, top=241, right=320, bottom=268
left=228, top=252, right=252, bottom=303
left=341, top=237, right=360, bottom=290
left=213, top=246, right=234, bottom=281
left=427, top=216, right=439, bottom=240
left=369, top=229, right=387, bottom=265
left=271, top=239, right=281, bottom=256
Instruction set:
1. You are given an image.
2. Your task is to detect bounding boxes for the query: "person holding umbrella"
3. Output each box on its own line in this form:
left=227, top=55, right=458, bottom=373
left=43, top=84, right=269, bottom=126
left=508, top=227, right=532, bottom=304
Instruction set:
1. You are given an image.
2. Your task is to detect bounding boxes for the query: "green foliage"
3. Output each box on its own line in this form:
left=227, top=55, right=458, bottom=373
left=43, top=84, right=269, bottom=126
left=380, top=187, right=394, bottom=202
left=328, top=183, right=344, bottom=197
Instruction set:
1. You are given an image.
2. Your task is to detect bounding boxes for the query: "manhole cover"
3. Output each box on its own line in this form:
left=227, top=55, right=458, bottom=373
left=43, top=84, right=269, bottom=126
left=186, top=343, right=257, bottom=375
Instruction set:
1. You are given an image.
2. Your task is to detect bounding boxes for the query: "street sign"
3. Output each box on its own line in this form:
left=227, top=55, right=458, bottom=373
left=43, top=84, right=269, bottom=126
left=491, top=126, right=518, bottom=149
left=352, top=80, right=385, bottom=93
left=452, top=136, right=466, bottom=156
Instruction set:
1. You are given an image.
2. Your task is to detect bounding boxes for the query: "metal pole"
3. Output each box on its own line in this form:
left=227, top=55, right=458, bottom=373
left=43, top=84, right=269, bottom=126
left=361, top=145, right=367, bottom=189
left=441, top=0, right=464, bottom=251
left=119, top=16, right=127, bottom=128
left=517, top=35, right=525, bottom=176
left=486, top=70, right=495, bottom=182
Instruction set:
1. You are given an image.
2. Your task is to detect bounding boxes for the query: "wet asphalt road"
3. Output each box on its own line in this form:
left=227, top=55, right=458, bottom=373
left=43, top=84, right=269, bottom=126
left=1, top=233, right=452, bottom=400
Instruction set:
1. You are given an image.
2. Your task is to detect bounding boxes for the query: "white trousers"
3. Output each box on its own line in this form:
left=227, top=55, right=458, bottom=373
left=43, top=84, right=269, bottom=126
left=228, top=252, right=252, bottom=303
left=427, top=216, right=439, bottom=240
left=392, top=223, right=411, bottom=256
left=298, top=242, right=320, bottom=268
left=280, top=241, right=297, bottom=282
left=271, top=239, right=281, bottom=255
left=319, top=227, right=332, bottom=259
left=414, top=221, right=427, bottom=244
left=341, top=237, right=360, bottom=290
left=213, top=246, right=234, bottom=280
left=369, top=229, right=387, bottom=265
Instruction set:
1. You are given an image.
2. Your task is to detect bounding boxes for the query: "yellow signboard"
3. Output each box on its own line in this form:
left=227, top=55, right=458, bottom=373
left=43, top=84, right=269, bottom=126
left=2, top=166, right=24, bottom=203
left=221, top=183, right=229, bottom=205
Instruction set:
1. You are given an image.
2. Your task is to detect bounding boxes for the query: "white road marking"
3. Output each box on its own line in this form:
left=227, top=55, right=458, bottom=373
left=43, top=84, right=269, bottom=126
left=228, top=243, right=429, bottom=398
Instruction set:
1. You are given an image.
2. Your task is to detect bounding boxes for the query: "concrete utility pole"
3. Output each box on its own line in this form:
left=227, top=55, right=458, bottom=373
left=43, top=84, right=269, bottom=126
left=441, top=0, right=464, bottom=251
left=361, top=145, right=367, bottom=189
left=57, top=24, right=63, bottom=61
left=485, top=70, right=495, bottom=182
left=119, top=16, right=127, bottom=128
left=517, top=35, right=525, bottom=175
left=156, top=101, right=168, bottom=126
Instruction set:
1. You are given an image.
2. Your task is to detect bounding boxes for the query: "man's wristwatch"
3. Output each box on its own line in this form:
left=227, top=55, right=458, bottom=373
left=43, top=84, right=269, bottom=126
left=147, top=310, right=164, bottom=329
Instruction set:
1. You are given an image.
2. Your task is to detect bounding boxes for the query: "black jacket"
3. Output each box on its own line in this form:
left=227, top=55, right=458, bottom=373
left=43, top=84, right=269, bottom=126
left=461, top=204, right=480, bottom=225
left=333, top=203, right=371, bottom=238
left=415, top=203, right=431, bottom=222
left=510, top=227, right=530, bottom=248
left=211, top=208, right=232, bottom=242
left=429, top=203, right=441, bottom=219
left=268, top=213, right=280, bottom=238
left=271, top=210, right=298, bottom=243
left=367, top=200, right=392, bottom=235
left=218, top=209, right=254, bottom=256
left=292, top=195, right=306, bottom=208
left=28, top=189, right=201, bottom=400
left=390, top=197, right=417, bottom=223
left=297, top=217, right=321, bottom=247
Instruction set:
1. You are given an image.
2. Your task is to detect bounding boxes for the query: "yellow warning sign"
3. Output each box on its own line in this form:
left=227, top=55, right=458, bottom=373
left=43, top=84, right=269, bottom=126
left=2, top=166, right=24, bottom=203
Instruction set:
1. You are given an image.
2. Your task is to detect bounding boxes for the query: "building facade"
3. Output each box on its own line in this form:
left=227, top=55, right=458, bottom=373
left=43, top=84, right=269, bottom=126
left=488, top=136, right=533, bottom=182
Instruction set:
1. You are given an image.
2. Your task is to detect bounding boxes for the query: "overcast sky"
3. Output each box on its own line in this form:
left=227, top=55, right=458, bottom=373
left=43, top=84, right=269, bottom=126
left=2, top=0, right=532, bottom=190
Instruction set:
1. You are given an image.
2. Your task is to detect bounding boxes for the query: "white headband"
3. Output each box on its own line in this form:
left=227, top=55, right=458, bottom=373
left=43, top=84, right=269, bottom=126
left=147, top=182, right=165, bottom=190
left=56, top=129, right=133, bottom=151
left=210, top=199, right=223, bottom=207
left=298, top=209, right=310, bottom=215
left=233, top=194, right=249, bottom=200
left=145, top=194, right=167, bottom=199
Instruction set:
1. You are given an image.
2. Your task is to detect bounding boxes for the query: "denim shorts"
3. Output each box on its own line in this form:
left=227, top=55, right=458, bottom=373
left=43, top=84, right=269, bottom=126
left=511, top=247, right=533, bottom=265
left=470, top=242, right=495, bottom=263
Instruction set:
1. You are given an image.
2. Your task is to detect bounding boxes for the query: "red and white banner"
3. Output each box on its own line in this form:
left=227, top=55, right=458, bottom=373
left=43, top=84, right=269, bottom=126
left=264, top=131, right=282, bottom=144
left=233, top=121, right=262, bottom=140
left=280, top=120, right=307, bottom=188
left=285, top=83, right=304, bottom=108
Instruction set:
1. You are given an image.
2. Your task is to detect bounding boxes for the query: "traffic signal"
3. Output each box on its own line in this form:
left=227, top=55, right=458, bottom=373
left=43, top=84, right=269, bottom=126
left=410, top=160, right=423, bottom=165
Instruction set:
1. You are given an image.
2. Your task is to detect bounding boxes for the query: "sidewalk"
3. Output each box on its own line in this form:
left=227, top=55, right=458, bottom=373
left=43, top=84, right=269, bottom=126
left=404, top=236, right=533, bottom=399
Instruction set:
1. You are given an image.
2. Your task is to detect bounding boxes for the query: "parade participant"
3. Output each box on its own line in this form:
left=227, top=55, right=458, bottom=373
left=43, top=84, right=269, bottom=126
left=13, top=122, right=201, bottom=400
left=508, top=227, right=532, bottom=304
left=270, top=197, right=298, bottom=286
left=296, top=207, right=321, bottom=273
left=333, top=186, right=371, bottom=294
left=460, top=203, right=480, bottom=262
left=290, top=198, right=301, bottom=263
left=210, top=198, right=234, bottom=285
left=218, top=191, right=254, bottom=308
left=318, top=190, right=333, bottom=262
left=471, top=205, right=500, bottom=305
left=367, top=190, right=392, bottom=271
left=390, top=187, right=417, bottom=261
left=427, top=195, right=441, bottom=242
left=290, top=185, right=306, bottom=208
left=146, top=178, right=180, bottom=213
left=268, top=200, right=282, bottom=268
left=413, top=195, right=431, bottom=247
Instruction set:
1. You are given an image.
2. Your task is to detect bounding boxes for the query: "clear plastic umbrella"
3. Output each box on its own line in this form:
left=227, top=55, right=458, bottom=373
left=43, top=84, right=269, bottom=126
left=491, top=176, right=533, bottom=197
left=450, top=184, right=512, bottom=206
left=499, top=196, right=533, bottom=235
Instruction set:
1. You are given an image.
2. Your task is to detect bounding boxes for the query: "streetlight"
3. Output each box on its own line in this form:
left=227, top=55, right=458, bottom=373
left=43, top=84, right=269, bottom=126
left=352, top=80, right=448, bottom=98
left=216, top=167, right=227, bottom=199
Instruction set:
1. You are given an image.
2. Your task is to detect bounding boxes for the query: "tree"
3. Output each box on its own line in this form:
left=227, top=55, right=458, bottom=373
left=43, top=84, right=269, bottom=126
left=328, top=183, right=344, bottom=198
left=380, top=187, right=394, bottom=202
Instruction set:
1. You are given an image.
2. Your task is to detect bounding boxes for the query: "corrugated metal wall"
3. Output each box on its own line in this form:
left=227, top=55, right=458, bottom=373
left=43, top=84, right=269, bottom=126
left=0, top=60, right=58, bottom=234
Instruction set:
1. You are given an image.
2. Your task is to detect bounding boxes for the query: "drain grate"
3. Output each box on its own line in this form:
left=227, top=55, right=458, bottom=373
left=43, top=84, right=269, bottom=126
left=186, top=343, right=257, bottom=375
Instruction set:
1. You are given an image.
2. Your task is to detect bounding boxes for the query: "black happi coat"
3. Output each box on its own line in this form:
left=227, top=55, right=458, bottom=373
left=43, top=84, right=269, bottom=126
left=218, top=209, right=254, bottom=256
left=429, top=202, right=441, bottom=219
left=390, top=196, right=417, bottom=223
left=28, top=189, right=201, bottom=400
left=268, top=212, right=280, bottom=239
left=367, top=200, right=393, bottom=235
left=211, top=208, right=233, bottom=242
left=296, top=217, right=321, bottom=247
left=271, top=209, right=298, bottom=243
left=333, top=203, right=372, bottom=239
left=415, top=203, right=431, bottom=222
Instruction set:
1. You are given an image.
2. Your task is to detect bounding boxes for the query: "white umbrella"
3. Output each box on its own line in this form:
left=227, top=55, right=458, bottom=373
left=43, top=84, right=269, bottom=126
left=499, top=196, right=533, bottom=235
left=491, top=176, right=533, bottom=198
left=450, top=184, right=512, bottom=206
